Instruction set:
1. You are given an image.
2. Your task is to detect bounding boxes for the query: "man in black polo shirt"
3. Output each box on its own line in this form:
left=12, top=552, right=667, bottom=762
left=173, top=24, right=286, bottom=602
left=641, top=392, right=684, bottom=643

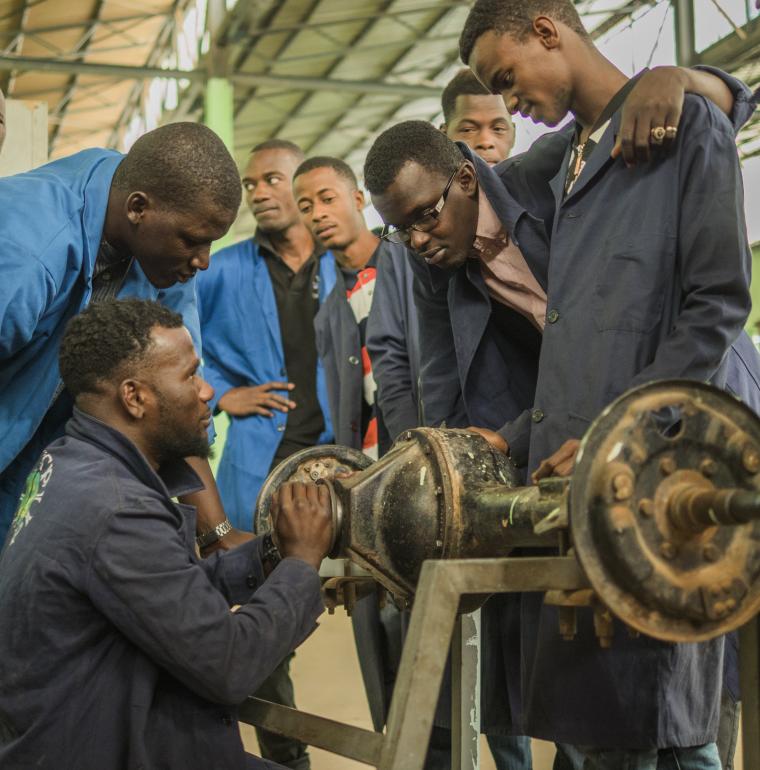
left=197, top=140, right=336, bottom=770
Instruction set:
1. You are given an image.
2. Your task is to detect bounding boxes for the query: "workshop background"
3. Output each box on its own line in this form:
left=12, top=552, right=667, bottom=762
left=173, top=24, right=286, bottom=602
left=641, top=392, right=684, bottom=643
left=0, top=1, right=758, bottom=768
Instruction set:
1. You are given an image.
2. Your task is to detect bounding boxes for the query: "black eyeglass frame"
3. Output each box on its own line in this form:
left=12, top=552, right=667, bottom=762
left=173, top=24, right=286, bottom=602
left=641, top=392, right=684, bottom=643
left=380, top=164, right=463, bottom=244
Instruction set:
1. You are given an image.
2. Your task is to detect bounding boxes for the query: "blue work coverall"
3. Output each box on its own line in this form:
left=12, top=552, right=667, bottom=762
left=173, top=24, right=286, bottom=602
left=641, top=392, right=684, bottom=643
left=196, top=239, right=336, bottom=530
left=0, top=149, right=203, bottom=540
left=0, top=408, right=323, bottom=769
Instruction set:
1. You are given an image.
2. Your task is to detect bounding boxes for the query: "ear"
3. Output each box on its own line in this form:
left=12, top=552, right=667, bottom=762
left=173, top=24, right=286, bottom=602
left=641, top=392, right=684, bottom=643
left=457, top=161, right=479, bottom=199
left=125, top=191, right=150, bottom=225
left=119, top=378, right=152, bottom=420
left=353, top=188, right=366, bottom=211
left=533, top=16, right=561, bottom=50
left=439, top=123, right=448, bottom=134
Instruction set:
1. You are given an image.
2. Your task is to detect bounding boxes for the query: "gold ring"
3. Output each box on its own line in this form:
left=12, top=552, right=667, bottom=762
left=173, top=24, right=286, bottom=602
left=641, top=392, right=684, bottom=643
left=664, top=126, right=678, bottom=139
left=650, top=126, right=666, bottom=144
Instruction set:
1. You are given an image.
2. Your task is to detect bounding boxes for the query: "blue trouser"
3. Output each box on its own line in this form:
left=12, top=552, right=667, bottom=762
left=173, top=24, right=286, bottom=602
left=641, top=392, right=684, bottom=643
left=556, top=742, right=720, bottom=770
left=488, top=734, right=532, bottom=770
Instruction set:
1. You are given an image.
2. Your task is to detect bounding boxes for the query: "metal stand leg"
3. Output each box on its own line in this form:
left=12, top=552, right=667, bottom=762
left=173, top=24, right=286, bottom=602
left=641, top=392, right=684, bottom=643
left=379, top=561, right=461, bottom=770
left=239, top=557, right=586, bottom=770
left=740, top=618, right=760, bottom=769
left=452, top=610, right=481, bottom=770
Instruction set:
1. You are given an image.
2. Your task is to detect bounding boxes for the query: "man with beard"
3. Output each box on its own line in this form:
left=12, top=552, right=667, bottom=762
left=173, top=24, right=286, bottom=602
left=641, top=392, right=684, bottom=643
left=197, top=139, right=336, bottom=770
left=0, top=299, right=333, bottom=770
left=0, top=121, right=249, bottom=553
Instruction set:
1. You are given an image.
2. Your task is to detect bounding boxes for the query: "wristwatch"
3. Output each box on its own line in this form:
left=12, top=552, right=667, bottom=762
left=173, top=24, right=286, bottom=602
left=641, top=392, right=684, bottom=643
left=261, top=532, right=282, bottom=571
left=196, top=518, right=233, bottom=551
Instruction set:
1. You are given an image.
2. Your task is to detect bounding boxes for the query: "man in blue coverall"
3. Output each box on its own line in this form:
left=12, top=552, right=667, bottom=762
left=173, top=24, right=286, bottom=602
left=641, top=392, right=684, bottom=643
left=458, top=0, right=759, bottom=767
left=197, top=139, right=335, bottom=770
left=0, top=121, right=251, bottom=553
left=0, top=298, right=333, bottom=770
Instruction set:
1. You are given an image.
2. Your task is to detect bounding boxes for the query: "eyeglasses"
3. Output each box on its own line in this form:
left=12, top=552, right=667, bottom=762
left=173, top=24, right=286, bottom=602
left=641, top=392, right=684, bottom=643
left=380, top=164, right=462, bottom=245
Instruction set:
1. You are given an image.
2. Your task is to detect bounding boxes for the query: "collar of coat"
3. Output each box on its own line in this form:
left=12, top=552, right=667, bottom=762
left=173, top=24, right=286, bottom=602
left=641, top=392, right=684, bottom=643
left=65, top=407, right=205, bottom=500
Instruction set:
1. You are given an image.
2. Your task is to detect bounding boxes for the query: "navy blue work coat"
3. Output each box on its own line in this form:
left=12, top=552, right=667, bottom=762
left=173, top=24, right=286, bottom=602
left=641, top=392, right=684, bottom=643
left=513, top=95, right=751, bottom=749
left=411, top=143, right=553, bottom=451
left=366, top=240, right=421, bottom=443
left=0, top=409, right=323, bottom=769
left=315, top=240, right=395, bottom=451
left=0, top=149, right=203, bottom=540
left=196, top=239, right=336, bottom=530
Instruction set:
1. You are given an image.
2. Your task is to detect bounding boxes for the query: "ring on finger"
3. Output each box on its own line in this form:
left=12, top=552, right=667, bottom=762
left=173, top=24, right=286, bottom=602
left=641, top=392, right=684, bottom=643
left=664, top=125, right=678, bottom=139
left=650, top=126, right=666, bottom=144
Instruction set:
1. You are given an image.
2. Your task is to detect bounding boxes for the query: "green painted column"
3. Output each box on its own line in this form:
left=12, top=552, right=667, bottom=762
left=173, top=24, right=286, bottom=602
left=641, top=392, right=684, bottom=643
left=204, top=76, right=235, bottom=471
left=204, top=76, right=235, bottom=253
left=749, top=242, right=760, bottom=341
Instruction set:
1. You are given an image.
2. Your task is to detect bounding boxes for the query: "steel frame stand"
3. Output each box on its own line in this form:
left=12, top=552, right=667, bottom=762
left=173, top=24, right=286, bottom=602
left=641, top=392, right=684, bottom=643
left=240, top=556, right=760, bottom=768
left=239, top=556, right=586, bottom=769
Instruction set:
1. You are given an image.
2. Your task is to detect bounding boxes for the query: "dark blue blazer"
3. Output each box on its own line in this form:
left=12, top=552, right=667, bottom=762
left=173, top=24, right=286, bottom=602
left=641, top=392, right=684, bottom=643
left=366, top=240, right=421, bottom=444
left=513, top=95, right=750, bottom=749
left=412, top=144, right=552, bottom=454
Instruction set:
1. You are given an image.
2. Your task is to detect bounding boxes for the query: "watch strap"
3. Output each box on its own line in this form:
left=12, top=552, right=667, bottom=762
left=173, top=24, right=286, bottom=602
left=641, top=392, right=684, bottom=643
left=196, top=518, right=233, bottom=550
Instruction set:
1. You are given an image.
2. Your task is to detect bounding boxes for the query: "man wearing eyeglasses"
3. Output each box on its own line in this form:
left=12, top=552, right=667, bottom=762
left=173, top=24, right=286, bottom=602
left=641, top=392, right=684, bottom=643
left=367, top=120, right=546, bottom=448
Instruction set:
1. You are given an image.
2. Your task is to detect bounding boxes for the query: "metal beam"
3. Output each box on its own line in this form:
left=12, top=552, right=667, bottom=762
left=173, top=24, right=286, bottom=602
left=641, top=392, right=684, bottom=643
left=300, top=1, right=457, bottom=155
left=0, top=53, right=206, bottom=82
left=239, top=698, right=383, bottom=766
left=695, top=13, right=760, bottom=68
left=49, top=0, right=108, bottom=153
left=673, top=0, right=697, bottom=66
left=222, top=1, right=470, bottom=44
left=106, top=0, right=184, bottom=149
left=0, top=12, right=162, bottom=40
left=0, top=53, right=442, bottom=98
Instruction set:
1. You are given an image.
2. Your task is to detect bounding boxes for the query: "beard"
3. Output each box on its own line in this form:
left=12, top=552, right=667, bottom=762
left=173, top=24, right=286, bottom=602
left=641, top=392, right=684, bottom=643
left=148, top=390, right=211, bottom=465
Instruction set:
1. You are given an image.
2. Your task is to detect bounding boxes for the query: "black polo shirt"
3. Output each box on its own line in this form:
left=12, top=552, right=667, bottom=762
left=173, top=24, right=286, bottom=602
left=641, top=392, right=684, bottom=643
left=256, top=233, right=325, bottom=468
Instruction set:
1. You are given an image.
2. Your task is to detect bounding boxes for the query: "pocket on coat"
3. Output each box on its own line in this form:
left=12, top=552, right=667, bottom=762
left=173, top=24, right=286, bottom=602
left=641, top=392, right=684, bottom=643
left=592, top=234, right=674, bottom=334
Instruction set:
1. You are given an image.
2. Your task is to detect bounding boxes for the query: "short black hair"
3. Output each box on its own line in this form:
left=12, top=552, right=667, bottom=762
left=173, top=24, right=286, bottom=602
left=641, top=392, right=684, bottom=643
left=59, top=299, right=184, bottom=398
left=459, top=0, right=589, bottom=64
left=363, top=120, right=464, bottom=196
left=293, top=156, right=358, bottom=189
left=251, top=139, right=305, bottom=163
left=441, top=69, right=491, bottom=123
left=112, top=122, right=241, bottom=215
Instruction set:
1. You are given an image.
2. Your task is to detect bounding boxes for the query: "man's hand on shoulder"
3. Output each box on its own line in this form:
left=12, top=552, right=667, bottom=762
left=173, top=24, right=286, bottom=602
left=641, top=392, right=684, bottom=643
left=467, top=426, right=508, bottom=455
left=271, top=481, right=333, bottom=570
left=218, top=382, right=296, bottom=417
left=613, top=65, right=734, bottom=166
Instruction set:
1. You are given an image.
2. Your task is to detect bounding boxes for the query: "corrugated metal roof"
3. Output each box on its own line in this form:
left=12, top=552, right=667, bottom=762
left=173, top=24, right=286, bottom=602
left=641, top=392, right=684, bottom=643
left=1, top=0, right=757, bottom=166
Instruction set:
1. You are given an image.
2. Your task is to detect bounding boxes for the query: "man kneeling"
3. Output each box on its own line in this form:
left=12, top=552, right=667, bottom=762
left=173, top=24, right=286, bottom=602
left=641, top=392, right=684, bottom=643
left=0, top=299, right=331, bottom=770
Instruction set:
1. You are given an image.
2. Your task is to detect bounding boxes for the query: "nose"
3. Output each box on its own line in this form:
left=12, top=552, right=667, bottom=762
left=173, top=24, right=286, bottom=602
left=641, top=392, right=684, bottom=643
left=475, top=130, right=496, bottom=151
left=504, top=94, right=519, bottom=116
left=191, top=248, right=211, bottom=272
left=199, top=376, right=214, bottom=403
left=311, top=203, right=327, bottom=223
left=252, top=183, right=270, bottom=202
left=409, top=229, right=431, bottom=252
